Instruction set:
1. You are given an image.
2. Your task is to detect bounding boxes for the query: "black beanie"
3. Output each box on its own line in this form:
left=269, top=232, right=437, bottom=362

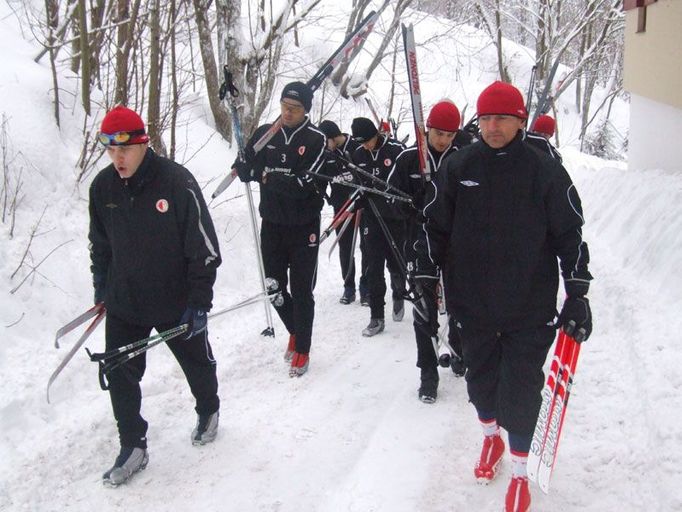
left=351, top=117, right=378, bottom=143
left=281, top=81, right=313, bottom=112
left=319, top=120, right=342, bottom=139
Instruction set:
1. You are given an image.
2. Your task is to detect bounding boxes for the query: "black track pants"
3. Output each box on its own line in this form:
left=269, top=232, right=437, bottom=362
left=105, top=312, right=219, bottom=449
left=261, top=218, right=320, bottom=354
left=456, top=323, right=555, bottom=435
left=361, top=214, right=406, bottom=320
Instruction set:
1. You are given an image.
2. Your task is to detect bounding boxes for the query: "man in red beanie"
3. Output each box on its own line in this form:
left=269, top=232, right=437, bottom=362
left=419, top=81, right=593, bottom=512
left=90, top=105, right=222, bottom=486
left=526, top=113, right=563, bottom=162
left=233, top=82, right=326, bottom=378
left=388, top=99, right=470, bottom=403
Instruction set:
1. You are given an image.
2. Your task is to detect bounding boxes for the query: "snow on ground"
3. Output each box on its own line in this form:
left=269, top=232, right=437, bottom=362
left=1, top=2, right=681, bottom=512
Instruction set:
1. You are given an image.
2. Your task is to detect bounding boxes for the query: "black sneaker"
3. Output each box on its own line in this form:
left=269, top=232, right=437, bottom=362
left=392, top=298, right=405, bottom=322
left=418, top=367, right=439, bottom=404
left=360, top=294, right=370, bottom=307
left=339, top=287, right=356, bottom=305
left=451, top=354, right=466, bottom=377
left=102, top=446, right=149, bottom=486
left=192, top=411, right=219, bottom=445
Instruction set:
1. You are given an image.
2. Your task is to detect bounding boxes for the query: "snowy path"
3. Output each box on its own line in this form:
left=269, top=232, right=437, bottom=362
left=3, top=158, right=682, bottom=511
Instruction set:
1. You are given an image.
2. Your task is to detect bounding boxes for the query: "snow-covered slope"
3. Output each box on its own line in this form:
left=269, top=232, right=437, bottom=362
left=1, top=3, right=680, bottom=512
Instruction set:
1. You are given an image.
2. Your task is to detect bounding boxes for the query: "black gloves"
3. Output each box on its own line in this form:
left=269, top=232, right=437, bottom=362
left=233, top=159, right=253, bottom=182
left=93, top=274, right=106, bottom=305
left=557, top=296, right=592, bottom=342
left=180, top=308, right=208, bottom=340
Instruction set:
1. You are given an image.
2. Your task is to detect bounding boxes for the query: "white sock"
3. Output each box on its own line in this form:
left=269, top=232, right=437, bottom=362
left=510, top=450, right=528, bottom=478
left=480, top=418, right=500, bottom=438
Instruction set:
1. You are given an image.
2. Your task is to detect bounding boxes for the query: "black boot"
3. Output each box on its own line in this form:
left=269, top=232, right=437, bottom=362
left=418, top=366, right=439, bottom=404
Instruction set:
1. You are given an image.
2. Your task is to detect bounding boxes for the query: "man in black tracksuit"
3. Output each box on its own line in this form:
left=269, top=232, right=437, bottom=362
left=89, top=106, right=222, bottom=486
left=350, top=117, right=406, bottom=337
left=234, top=82, right=326, bottom=378
left=526, top=113, right=562, bottom=162
left=388, top=100, right=469, bottom=404
left=317, top=120, right=369, bottom=305
left=420, top=82, right=593, bottom=511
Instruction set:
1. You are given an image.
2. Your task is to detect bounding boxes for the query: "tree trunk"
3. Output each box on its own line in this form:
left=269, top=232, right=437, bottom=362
left=44, top=0, right=60, bottom=127
left=192, top=0, right=231, bottom=140
left=77, top=0, right=91, bottom=116
left=147, top=0, right=167, bottom=156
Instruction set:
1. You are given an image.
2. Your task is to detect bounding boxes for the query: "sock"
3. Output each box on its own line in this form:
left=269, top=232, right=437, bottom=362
left=510, top=450, right=528, bottom=478
left=478, top=415, right=500, bottom=437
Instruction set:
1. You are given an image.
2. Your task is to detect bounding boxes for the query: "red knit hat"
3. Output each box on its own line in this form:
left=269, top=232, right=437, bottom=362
left=100, top=106, right=149, bottom=145
left=476, top=81, right=527, bottom=119
left=427, top=100, right=461, bottom=132
left=531, top=114, right=556, bottom=137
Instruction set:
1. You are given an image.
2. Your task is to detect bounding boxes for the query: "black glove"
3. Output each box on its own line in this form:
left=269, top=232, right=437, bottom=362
left=180, top=308, right=208, bottom=340
left=233, top=159, right=252, bottom=182
left=557, top=296, right=592, bottom=342
left=93, top=274, right=106, bottom=305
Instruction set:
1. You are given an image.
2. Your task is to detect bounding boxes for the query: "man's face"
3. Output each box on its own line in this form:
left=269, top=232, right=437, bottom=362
left=361, top=135, right=379, bottom=151
left=427, top=128, right=457, bottom=153
left=280, top=100, right=306, bottom=128
left=478, top=115, right=525, bottom=149
left=106, top=144, right=148, bottom=178
left=327, top=138, right=338, bottom=151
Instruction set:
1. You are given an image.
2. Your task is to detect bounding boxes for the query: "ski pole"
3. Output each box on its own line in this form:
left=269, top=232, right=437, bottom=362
left=219, top=67, right=276, bottom=337
left=337, top=150, right=412, bottom=200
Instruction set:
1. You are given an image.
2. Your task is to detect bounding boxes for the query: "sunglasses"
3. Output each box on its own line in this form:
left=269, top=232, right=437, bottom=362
left=98, top=129, right=146, bottom=146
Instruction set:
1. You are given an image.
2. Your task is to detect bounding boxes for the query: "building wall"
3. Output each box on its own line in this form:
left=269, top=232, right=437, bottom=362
left=628, top=93, right=682, bottom=172
left=623, top=0, right=682, bottom=109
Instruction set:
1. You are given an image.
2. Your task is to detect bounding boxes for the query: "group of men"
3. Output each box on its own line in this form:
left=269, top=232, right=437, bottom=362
left=88, top=79, right=593, bottom=512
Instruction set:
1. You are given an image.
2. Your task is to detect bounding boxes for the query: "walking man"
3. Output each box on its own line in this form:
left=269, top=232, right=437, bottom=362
left=350, top=117, right=406, bottom=336
left=318, top=120, right=369, bottom=305
left=89, top=105, right=222, bottom=486
left=421, top=81, right=593, bottom=511
left=234, top=82, right=326, bottom=377
left=389, top=99, right=469, bottom=403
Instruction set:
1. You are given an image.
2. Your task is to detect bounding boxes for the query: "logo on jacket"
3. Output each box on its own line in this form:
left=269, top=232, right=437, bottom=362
left=298, top=146, right=306, bottom=156
left=460, top=180, right=479, bottom=187
left=156, top=199, right=169, bottom=213
left=308, top=233, right=317, bottom=247
left=384, top=158, right=392, bottom=167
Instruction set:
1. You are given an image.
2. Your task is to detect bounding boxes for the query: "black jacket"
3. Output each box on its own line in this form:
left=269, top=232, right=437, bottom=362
left=89, top=149, right=221, bottom=325
left=523, top=130, right=563, bottom=162
left=351, top=135, right=406, bottom=220
left=423, top=132, right=592, bottom=331
left=389, top=142, right=461, bottom=274
left=240, top=117, right=326, bottom=225
left=319, top=134, right=360, bottom=210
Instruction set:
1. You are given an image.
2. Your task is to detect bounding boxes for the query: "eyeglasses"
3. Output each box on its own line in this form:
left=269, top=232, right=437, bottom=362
left=98, top=129, right=146, bottom=146
left=280, top=101, right=304, bottom=114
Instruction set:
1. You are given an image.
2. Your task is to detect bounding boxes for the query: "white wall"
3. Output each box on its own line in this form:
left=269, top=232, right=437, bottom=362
left=628, top=93, right=682, bottom=172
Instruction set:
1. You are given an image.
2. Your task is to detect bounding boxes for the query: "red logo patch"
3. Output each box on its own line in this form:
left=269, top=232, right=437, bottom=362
left=156, top=199, right=169, bottom=213
left=298, top=146, right=306, bottom=156
left=384, top=158, right=392, bottom=167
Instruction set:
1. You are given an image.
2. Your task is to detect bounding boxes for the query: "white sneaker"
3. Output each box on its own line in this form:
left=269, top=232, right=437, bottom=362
left=102, top=446, right=149, bottom=486
left=192, top=411, right=219, bottom=446
left=362, top=318, right=385, bottom=337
